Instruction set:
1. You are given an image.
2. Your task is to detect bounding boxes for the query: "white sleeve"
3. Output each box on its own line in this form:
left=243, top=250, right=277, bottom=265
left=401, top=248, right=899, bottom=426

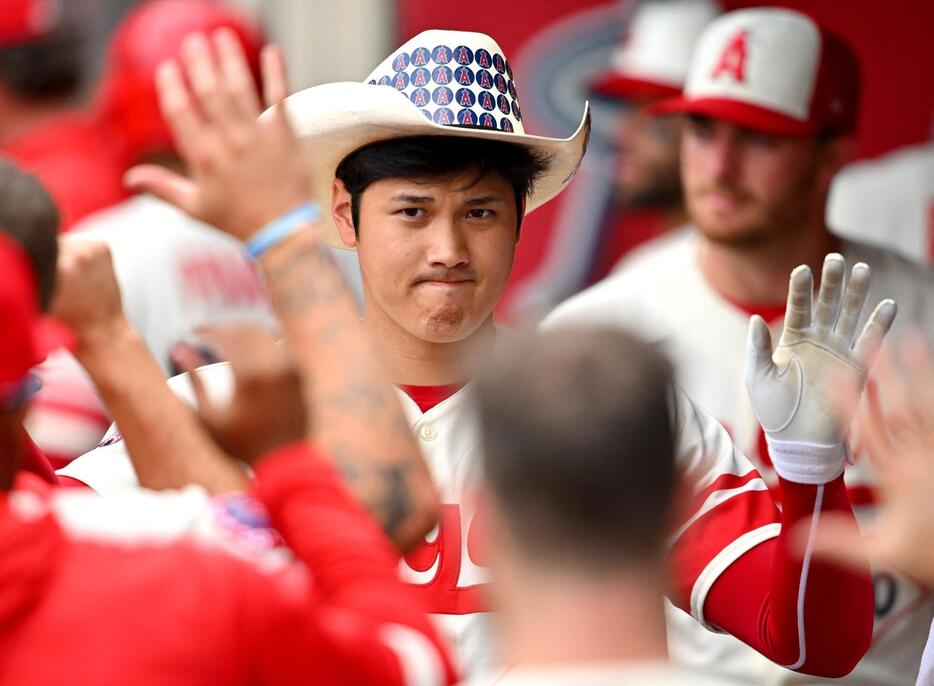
left=56, top=362, right=235, bottom=494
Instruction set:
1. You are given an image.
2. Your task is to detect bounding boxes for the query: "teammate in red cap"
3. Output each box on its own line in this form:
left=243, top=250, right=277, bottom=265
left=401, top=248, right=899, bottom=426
left=549, top=8, right=934, bottom=683
left=0, top=0, right=128, bottom=230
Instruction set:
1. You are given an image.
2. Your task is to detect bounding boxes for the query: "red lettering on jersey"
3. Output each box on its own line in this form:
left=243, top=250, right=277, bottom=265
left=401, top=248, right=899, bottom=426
left=413, top=90, right=427, bottom=107
left=711, top=29, right=748, bottom=82
left=402, top=504, right=487, bottom=615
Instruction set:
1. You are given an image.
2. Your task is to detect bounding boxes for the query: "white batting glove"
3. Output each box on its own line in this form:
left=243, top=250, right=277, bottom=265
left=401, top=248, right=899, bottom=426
left=745, top=253, right=897, bottom=484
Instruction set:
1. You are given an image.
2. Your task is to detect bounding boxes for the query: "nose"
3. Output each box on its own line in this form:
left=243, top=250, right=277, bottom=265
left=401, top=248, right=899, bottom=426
left=426, top=218, right=470, bottom=269
left=705, top=128, right=741, bottom=183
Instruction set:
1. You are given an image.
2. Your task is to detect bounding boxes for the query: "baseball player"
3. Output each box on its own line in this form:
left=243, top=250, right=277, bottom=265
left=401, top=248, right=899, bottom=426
left=62, top=27, right=892, bottom=679
left=546, top=8, right=934, bottom=684
left=589, top=0, right=720, bottom=278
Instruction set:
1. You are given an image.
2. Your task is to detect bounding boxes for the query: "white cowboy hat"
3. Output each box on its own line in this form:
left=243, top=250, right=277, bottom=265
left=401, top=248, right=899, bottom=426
left=273, top=29, right=591, bottom=248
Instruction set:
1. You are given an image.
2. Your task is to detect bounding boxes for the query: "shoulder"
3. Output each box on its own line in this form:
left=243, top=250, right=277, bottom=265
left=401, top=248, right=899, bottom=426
left=542, top=228, right=696, bottom=331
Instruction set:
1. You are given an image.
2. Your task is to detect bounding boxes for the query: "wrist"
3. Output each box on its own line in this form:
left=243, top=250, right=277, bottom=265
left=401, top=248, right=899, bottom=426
left=765, top=435, right=847, bottom=484
left=245, top=202, right=322, bottom=260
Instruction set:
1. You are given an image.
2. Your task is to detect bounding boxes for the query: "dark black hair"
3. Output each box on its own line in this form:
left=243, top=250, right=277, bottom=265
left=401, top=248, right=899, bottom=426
left=475, top=327, right=677, bottom=570
left=334, top=135, right=551, bottom=235
left=0, top=159, right=59, bottom=311
left=0, top=28, right=85, bottom=101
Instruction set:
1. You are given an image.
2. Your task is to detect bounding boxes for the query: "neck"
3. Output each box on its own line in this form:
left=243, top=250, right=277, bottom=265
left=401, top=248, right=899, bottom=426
left=698, top=216, right=839, bottom=305
left=0, top=92, right=74, bottom=143
left=362, top=307, right=495, bottom=386
left=495, top=563, right=669, bottom=668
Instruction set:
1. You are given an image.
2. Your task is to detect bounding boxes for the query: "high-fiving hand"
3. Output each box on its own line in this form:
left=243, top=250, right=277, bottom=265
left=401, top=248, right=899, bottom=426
left=124, top=29, right=310, bottom=241
left=745, top=254, right=897, bottom=483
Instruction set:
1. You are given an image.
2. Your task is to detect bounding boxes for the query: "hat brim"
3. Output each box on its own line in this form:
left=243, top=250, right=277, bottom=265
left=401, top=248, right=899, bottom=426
left=270, top=82, right=591, bottom=249
left=648, top=96, right=816, bottom=137
left=590, top=72, right=681, bottom=103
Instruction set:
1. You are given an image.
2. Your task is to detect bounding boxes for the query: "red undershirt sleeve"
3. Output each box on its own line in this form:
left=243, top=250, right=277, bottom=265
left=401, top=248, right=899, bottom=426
left=704, top=474, right=874, bottom=678
left=249, top=441, right=457, bottom=686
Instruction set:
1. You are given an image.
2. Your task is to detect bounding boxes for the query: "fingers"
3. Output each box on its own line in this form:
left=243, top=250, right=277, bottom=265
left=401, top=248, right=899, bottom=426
left=834, top=262, right=871, bottom=346
left=261, top=44, right=289, bottom=109
left=124, top=164, right=198, bottom=213
left=813, top=253, right=845, bottom=332
left=745, top=315, right=775, bottom=389
left=154, top=60, right=203, bottom=161
left=782, top=265, right=813, bottom=334
left=214, top=28, right=261, bottom=118
left=853, top=299, right=897, bottom=370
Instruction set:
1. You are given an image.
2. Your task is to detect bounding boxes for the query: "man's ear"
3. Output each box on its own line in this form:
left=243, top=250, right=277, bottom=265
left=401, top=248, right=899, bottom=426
left=332, top=179, right=358, bottom=248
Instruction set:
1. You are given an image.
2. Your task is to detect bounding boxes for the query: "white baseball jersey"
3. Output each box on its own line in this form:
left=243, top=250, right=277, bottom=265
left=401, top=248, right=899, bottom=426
left=27, top=195, right=363, bottom=466
left=828, top=142, right=934, bottom=267
left=61, top=350, right=785, bottom=679
left=545, top=228, right=934, bottom=685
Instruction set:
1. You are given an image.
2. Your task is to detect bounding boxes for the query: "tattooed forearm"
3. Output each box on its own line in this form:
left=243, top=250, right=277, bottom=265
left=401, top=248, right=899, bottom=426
left=258, top=228, right=440, bottom=550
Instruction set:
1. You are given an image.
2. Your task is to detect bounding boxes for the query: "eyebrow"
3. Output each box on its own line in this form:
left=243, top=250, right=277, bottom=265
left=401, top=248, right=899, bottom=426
left=389, top=193, right=507, bottom=205
left=464, top=195, right=506, bottom=206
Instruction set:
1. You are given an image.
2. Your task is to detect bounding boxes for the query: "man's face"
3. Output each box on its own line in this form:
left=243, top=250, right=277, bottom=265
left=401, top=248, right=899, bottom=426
left=348, top=170, right=519, bottom=344
left=681, top=116, right=828, bottom=247
left=614, top=104, right=682, bottom=209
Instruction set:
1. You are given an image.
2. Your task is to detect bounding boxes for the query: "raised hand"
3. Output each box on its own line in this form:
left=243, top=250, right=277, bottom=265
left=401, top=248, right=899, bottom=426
left=124, top=29, right=309, bottom=241
left=745, top=254, right=897, bottom=482
left=51, top=237, right=127, bottom=350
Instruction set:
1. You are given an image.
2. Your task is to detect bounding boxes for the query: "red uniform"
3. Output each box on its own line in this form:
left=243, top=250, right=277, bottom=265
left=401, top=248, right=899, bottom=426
left=0, top=442, right=455, bottom=686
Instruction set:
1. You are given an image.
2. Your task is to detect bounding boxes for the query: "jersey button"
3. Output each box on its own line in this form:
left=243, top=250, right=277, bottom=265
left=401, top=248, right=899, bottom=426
left=419, top=425, right=438, bottom=442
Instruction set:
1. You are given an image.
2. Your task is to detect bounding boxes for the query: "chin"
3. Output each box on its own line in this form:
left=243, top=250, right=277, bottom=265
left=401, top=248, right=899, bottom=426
left=415, top=306, right=484, bottom=343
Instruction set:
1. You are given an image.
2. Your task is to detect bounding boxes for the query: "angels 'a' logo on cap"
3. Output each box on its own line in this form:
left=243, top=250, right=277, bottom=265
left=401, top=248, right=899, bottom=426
left=432, top=86, right=453, bottom=106
left=392, top=52, right=410, bottom=72
left=454, top=45, right=474, bottom=65
left=456, top=88, right=476, bottom=107
left=500, top=117, right=514, bottom=132
left=411, top=47, right=431, bottom=67
left=411, top=67, right=430, bottom=87
left=710, top=28, right=748, bottom=82
left=475, top=48, right=493, bottom=69
left=497, top=94, right=511, bottom=115
left=410, top=87, right=430, bottom=107
left=432, top=45, right=452, bottom=64
left=478, top=91, right=496, bottom=111
left=454, top=66, right=475, bottom=86
left=477, top=69, right=494, bottom=90
left=494, top=74, right=507, bottom=94
left=457, top=108, right=478, bottom=125
left=433, top=107, right=455, bottom=125
left=432, top=65, right=453, bottom=85
left=478, top=112, right=497, bottom=128
left=392, top=71, right=409, bottom=90
left=493, top=53, right=506, bottom=74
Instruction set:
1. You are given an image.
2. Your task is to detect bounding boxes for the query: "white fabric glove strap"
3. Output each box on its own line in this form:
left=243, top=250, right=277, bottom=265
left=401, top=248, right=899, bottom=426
left=764, top=436, right=846, bottom=484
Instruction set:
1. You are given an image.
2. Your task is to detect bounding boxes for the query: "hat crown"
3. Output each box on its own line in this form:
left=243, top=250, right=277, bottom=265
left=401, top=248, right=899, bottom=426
left=365, top=30, right=524, bottom=134
left=611, top=0, right=720, bottom=88
left=685, top=8, right=820, bottom=122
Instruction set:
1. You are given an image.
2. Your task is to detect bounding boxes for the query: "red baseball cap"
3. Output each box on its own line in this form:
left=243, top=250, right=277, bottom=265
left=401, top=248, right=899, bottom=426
left=0, top=0, right=62, bottom=48
left=95, top=0, right=264, bottom=166
left=591, top=0, right=721, bottom=102
left=0, top=233, right=72, bottom=392
left=650, top=8, right=860, bottom=137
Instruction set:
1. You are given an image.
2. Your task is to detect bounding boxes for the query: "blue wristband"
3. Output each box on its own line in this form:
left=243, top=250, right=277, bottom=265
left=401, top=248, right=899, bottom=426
left=245, top=202, right=321, bottom=260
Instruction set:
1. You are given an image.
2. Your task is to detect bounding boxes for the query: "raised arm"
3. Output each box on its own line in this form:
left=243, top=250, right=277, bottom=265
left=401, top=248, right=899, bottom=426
left=52, top=236, right=247, bottom=493
left=670, top=254, right=895, bottom=677
left=124, top=30, right=438, bottom=551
